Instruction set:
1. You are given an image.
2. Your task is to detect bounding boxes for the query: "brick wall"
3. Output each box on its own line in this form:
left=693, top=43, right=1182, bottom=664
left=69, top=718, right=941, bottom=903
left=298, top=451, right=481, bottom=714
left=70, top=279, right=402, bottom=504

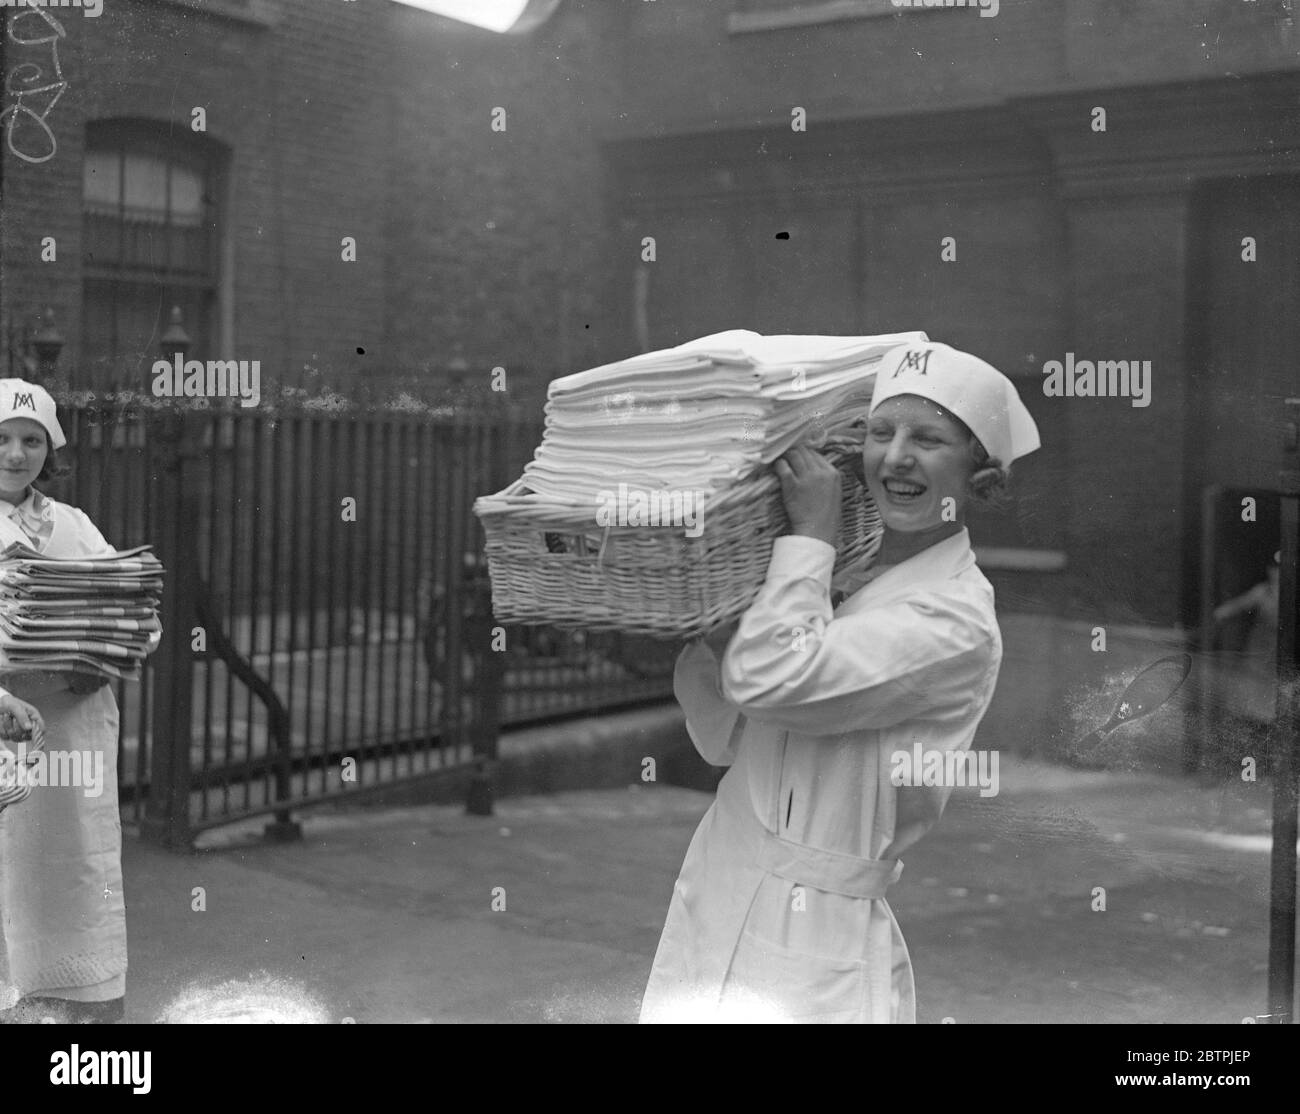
left=1065, top=0, right=1300, bottom=86
left=612, top=0, right=1296, bottom=136
left=611, top=0, right=1059, bottom=133
left=3, top=0, right=386, bottom=385
left=383, top=0, right=625, bottom=395
left=1, top=0, right=622, bottom=394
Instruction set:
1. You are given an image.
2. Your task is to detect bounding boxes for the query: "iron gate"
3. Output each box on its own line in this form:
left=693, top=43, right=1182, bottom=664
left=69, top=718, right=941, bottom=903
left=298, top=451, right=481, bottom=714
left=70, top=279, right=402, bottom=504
left=46, top=403, right=674, bottom=848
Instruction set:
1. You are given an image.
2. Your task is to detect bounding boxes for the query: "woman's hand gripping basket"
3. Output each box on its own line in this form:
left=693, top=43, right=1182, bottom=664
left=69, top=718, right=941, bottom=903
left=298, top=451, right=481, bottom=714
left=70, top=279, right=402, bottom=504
left=0, top=716, right=45, bottom=815
left=474, top=431, right=882, bottom=639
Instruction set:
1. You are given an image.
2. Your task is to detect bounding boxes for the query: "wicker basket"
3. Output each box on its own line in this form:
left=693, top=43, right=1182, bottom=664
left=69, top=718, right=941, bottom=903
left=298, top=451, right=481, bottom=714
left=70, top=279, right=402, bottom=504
left=474, top=436, right=883, bottom=639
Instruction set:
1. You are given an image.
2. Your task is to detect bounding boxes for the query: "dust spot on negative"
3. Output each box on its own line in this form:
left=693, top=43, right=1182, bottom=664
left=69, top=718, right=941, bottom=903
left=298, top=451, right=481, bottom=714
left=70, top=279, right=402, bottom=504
left=158, top=974, right=331, bottom=1023
left=775, top=231, right=790, bottom=240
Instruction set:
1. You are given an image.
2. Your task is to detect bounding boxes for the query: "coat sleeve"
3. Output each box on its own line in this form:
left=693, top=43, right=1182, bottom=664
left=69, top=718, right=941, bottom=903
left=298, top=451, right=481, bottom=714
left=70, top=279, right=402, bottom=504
left=673, top=640, right=744, bottom=767
left=719, top=535, right=997, bottom=735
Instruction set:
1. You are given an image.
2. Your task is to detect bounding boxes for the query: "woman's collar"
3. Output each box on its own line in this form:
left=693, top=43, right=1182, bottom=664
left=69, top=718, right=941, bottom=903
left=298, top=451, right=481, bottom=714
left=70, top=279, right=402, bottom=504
left=5, top=486, right=54, bottom=523
left=832, top=527, right=976, bottom=603
left=22, top=487, right=53, bottom=517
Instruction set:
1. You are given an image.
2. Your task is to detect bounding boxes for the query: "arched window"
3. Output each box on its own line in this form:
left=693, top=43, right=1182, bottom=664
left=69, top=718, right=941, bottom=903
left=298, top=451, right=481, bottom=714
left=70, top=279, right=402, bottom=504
left=81, top=120, right=224, bottom=386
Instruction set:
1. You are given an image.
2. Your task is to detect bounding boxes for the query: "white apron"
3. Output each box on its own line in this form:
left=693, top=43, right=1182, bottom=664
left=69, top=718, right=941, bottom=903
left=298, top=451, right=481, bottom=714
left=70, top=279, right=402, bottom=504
left=641, top=529, right=1001, bottom=1023
left=0, top=500, right=126, bottom=1004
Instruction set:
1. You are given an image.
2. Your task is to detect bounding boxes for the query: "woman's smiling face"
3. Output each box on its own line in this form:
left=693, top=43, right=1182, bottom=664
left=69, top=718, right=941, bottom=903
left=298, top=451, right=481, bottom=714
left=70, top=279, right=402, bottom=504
left=862, top=395, right=976, bottom=533
left=0, top=418, right=48, bottom=501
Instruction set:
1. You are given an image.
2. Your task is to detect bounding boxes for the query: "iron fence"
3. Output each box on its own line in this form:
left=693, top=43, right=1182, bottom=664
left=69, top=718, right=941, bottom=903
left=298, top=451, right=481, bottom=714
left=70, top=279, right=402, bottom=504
left=41, top=402, right=675, bottom=846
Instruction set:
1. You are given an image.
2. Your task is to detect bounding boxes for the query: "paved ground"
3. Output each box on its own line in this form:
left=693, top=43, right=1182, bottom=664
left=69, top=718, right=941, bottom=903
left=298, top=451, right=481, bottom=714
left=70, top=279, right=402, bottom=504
left=116, top=755, right=1284, bottom=1024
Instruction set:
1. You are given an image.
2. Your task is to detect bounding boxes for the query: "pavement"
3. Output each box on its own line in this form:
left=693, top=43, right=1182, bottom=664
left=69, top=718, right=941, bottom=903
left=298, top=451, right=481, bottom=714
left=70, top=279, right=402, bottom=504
left=115, top=751, right=1283, bottom=1024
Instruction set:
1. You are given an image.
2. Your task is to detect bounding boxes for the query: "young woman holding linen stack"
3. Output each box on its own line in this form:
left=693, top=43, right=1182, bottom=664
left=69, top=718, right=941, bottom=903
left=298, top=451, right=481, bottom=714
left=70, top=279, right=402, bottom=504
left=0, top=380, right=126, bottom=1025
left=640, top=342, right=1041, bottom=1024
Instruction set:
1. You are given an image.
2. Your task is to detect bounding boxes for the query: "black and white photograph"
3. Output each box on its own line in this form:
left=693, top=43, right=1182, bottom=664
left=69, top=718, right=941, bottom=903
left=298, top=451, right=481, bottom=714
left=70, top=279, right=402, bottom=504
left=0, top=0, right=1296, bottom=1069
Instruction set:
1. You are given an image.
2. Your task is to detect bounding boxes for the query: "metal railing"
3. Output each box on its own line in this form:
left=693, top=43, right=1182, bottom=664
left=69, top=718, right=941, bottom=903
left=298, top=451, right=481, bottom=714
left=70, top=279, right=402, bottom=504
left=41, top=402, right=674, bottom=846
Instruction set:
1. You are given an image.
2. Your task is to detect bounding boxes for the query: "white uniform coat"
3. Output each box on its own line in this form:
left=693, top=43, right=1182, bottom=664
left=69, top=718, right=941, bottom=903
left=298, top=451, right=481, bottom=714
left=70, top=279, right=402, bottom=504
left=640, top=529, right=1001, bottom=1023
left=0, top=499, right=125, bottom=1004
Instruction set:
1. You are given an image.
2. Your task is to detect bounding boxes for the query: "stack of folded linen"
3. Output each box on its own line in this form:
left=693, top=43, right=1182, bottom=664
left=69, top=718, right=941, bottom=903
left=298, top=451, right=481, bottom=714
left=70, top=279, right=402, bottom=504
left=521, top=329, right=927, bottom=504
left=0, top=542, right=164, bottom=680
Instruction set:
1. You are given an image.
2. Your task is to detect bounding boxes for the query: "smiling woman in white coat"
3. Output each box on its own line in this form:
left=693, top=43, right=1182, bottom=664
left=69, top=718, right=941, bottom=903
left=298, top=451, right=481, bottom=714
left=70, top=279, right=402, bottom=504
left=640, top=342, right=1041, bottom=1024
left=0, top=381, right=126, bottom=1025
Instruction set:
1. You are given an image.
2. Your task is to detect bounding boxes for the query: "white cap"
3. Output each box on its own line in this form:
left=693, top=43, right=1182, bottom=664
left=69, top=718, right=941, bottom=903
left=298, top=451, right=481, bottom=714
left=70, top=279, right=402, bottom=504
left=0, top=379, right=65, bottom=450
left=869, top=343, right=1040, bottom=464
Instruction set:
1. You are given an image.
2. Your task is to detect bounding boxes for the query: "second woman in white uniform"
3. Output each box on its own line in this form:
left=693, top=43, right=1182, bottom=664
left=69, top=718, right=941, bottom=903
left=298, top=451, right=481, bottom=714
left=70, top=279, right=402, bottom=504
left=641, top=342, right=1041, bottom=1023
left=0, top=381, right=126, bottom=1024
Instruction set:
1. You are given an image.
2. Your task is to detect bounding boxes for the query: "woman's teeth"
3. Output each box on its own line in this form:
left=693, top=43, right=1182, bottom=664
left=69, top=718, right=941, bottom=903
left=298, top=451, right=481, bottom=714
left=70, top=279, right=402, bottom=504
left=883, top=479, right=925, bottom=500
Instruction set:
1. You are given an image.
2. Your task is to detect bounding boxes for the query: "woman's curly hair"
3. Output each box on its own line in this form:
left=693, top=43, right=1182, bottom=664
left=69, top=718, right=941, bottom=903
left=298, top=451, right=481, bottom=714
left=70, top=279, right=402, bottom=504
left=966, top=434, right=1010, bottom=507
left=37, top=435, right=70, bottom=482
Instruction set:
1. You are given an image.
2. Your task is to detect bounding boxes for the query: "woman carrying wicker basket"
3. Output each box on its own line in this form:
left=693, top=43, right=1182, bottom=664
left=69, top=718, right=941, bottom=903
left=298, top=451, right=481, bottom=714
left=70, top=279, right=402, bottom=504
left=640, top=342, right=1040, bottom=1023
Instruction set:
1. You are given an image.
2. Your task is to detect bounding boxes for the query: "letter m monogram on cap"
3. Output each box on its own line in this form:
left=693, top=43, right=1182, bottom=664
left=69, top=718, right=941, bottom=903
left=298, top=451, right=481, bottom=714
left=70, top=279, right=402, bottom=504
left=892, top=349, right=932, bottom=378
left=12, top=392, right=36, bottom=410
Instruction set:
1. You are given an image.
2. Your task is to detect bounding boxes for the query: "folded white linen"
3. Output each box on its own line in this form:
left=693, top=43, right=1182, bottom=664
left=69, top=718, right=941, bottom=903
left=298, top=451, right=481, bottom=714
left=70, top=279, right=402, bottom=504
left=519, top=330, right=927, bottom=504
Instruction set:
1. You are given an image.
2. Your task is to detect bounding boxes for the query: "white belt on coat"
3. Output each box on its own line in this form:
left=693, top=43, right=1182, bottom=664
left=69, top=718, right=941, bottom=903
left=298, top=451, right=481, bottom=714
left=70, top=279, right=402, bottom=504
left=757, top=830, right=904, bottom=899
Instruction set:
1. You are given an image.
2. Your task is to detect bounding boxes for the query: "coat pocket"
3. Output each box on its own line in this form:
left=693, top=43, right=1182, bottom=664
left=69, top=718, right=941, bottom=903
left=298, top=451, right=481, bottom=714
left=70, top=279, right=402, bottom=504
left=719, top=930, right=868, bottom=1023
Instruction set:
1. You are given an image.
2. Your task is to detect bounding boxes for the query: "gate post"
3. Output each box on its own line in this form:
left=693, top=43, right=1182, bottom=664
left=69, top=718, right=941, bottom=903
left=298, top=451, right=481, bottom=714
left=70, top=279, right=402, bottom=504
left=140, top=412, right=199, bottom=850
left=466, top=556, right=501, bottom=816
left=1267, top=397, right=1300, bottom=1024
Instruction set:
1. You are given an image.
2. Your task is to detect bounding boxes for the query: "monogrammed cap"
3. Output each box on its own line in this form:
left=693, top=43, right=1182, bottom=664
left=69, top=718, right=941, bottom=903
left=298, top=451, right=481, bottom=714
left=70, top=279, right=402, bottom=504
left=0, top=379, right=66, bottom=449
left=869, top=343, right=1040, bottom=464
